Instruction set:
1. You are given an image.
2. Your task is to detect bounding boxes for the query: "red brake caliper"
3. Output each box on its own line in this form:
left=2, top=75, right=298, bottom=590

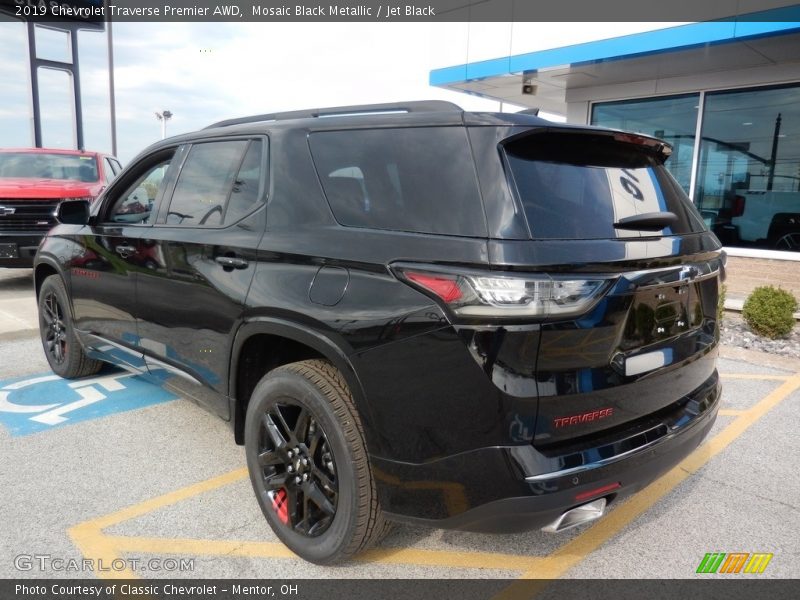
left=271, top=489, right=289, bottom=524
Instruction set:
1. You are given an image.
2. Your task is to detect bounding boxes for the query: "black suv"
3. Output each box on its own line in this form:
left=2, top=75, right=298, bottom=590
left=34, top=101, right=723, bottom=564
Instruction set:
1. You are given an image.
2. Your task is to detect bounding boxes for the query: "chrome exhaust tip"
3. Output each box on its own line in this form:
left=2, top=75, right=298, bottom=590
left=541, top=498, right=607, bottom=533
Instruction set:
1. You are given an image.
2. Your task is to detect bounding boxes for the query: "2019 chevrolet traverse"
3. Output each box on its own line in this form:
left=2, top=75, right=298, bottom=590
left=34, top=101, right=723, bottom=563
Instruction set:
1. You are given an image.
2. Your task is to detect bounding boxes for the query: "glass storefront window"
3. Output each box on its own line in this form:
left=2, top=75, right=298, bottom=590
left=38, top=67, right=76, bottom=149
left=77, top=29, right=112, bottom=154
left=0, top=18, right=33, bottom=147
left=35, top=25, right=72, bottom=63
left=696, top=84, right=800, bottom=252
left=591, top=94, right=699, bottom=194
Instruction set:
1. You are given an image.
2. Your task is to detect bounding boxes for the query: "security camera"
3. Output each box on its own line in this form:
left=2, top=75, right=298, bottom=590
left=522, top=84, right=537, bottom=95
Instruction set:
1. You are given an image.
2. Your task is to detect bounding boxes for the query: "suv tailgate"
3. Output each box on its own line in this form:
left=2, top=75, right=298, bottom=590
left=493, top=127, right=724, bottom=448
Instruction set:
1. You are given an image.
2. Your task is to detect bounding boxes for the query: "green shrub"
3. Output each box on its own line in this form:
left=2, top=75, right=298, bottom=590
left=742, top=286, right=797, bottom=339
left=717, top=283, right=727, bottom=324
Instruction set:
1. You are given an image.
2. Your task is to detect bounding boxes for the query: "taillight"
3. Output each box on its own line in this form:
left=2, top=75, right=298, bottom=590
left=732, top=195, right=745, bottom=218
left=396, top=266, right=613, bottom=320
left=405, top=272, right=462, bottom=303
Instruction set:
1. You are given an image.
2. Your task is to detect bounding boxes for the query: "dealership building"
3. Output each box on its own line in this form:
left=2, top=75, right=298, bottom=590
left=431, top=14, right=800, bottom=302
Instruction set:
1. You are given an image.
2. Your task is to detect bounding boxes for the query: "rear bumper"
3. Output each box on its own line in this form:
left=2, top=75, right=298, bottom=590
left=378, top=372, right=720, bottom=532
left=0, top=234, right=44, bottom=267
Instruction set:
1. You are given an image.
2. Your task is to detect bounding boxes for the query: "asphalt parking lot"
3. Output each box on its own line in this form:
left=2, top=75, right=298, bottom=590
left=1, top=267, right=798, bottom=586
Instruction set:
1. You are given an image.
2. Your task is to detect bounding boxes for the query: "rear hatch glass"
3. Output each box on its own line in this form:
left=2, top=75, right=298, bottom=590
left=504, top=131, right=707, bottom=240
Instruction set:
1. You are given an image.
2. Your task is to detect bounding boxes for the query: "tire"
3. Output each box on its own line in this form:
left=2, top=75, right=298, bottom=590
left=244, top=359, right=389, bottom=564
left=38, top=275, right=103, bottom=379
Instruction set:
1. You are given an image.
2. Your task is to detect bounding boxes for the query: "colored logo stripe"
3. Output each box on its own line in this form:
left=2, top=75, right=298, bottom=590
left=697, top=552, right=773, bottom=574
left=744, top=553, right=773, bottom=574
left=720, top=553, right=749, bottom=573
left=697, top=552, right=726, bottom=573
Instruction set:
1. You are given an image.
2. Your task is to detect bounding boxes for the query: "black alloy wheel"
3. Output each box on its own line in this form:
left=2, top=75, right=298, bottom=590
left=257, top=401, right=339, bottom=536
left=37, top=275, right=102, bottom=379
left=41, top=291, right=67, bottom=365
left=245, top=359, right=390, bottom=564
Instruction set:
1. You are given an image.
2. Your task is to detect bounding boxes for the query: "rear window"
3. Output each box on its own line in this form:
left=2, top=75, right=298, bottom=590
left=504, top=132, right=707, bottom=239
left=309, top=127, right=486, bottom=236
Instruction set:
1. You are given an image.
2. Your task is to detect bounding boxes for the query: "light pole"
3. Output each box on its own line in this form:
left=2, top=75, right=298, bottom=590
left=108, top=21, right=117, bottom=156
left=155, top=110, right=173, bottom=139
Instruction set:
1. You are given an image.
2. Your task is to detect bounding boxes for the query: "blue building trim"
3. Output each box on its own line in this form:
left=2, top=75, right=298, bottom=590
left=430, top=8, right=800, bottom=87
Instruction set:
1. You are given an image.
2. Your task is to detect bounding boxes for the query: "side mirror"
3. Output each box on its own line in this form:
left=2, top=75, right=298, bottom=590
left=55, top=199, right=91, bottom=225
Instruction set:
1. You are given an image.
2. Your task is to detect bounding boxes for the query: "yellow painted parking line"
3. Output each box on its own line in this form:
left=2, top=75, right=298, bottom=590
left=69, top=468, right=249, bottom=580
left=494, top=372, right=800, bottom=600
left=70, top=467, right=543, bottom=576
left=83, top=467, right=249, bottom=530
left=719, top=373, right=789, bottom=381
left=70, top=523, right=139, bottom=580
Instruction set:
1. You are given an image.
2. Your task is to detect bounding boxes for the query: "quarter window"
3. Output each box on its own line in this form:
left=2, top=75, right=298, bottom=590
left=309, top=127, right=486, bottom=236
left=222, top=140, right=264, bottom=225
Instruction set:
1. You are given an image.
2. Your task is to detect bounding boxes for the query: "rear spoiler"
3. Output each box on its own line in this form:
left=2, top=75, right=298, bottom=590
left=500, top=125, right=673, bottom=163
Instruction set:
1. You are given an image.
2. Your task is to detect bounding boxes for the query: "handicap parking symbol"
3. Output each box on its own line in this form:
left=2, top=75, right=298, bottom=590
left=0, top=370, right=178, bottom=436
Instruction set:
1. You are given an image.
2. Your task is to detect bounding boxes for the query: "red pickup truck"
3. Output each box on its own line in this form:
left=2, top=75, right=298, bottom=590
left=0, top=148, right=122, bottom=268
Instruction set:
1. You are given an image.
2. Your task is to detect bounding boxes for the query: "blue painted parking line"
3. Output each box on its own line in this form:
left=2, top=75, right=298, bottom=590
left=0, top=370, right=177, bottom=436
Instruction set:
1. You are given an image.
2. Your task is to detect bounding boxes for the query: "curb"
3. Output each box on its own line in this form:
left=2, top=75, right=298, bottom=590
left=719, top=344, right=800, bottom=373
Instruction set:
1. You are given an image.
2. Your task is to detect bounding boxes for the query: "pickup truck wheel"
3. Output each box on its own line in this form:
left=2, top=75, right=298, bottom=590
left=38, top=275, right=102, bottom=379
left=774, top=232, right=800, bottom=251
left=244, top=359, right=389, bottom=564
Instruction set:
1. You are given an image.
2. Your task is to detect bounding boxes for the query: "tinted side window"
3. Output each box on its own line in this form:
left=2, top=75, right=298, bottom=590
left=108, top=156, right=174, bottom=225
left=166, top=141, right=247, bottom=226
left=505, top=132, right=707, bottom=240
left=309, top=127, right=486, bottom=236
left=223, top=140, right=265, bottom=225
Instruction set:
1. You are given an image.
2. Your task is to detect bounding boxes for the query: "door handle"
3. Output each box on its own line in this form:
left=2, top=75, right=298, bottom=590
left=115, top=244, right=136, bottom=258
left=215, top=256, right=249, bottom=269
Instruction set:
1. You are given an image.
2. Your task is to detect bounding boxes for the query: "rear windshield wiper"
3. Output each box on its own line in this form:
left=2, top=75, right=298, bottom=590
left=613, top=211, right=678, bottom=231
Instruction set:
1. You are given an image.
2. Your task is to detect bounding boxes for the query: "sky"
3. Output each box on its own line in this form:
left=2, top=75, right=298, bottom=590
left=0, top=22, right=530, bottom=164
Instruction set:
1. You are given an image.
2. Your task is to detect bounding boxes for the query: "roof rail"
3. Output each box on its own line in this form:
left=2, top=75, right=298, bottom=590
left=204, top=100, right=463, bottom=129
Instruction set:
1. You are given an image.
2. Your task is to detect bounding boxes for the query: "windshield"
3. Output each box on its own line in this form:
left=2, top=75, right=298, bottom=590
left=0, top=152, right=99, bottom=183
left=505, top=132, right=707, bottom=240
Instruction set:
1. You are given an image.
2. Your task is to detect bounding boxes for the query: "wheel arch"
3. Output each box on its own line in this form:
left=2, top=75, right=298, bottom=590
left=229, top=318, right=379, bottom=454
left=33, top=258, right=65, bottom=299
